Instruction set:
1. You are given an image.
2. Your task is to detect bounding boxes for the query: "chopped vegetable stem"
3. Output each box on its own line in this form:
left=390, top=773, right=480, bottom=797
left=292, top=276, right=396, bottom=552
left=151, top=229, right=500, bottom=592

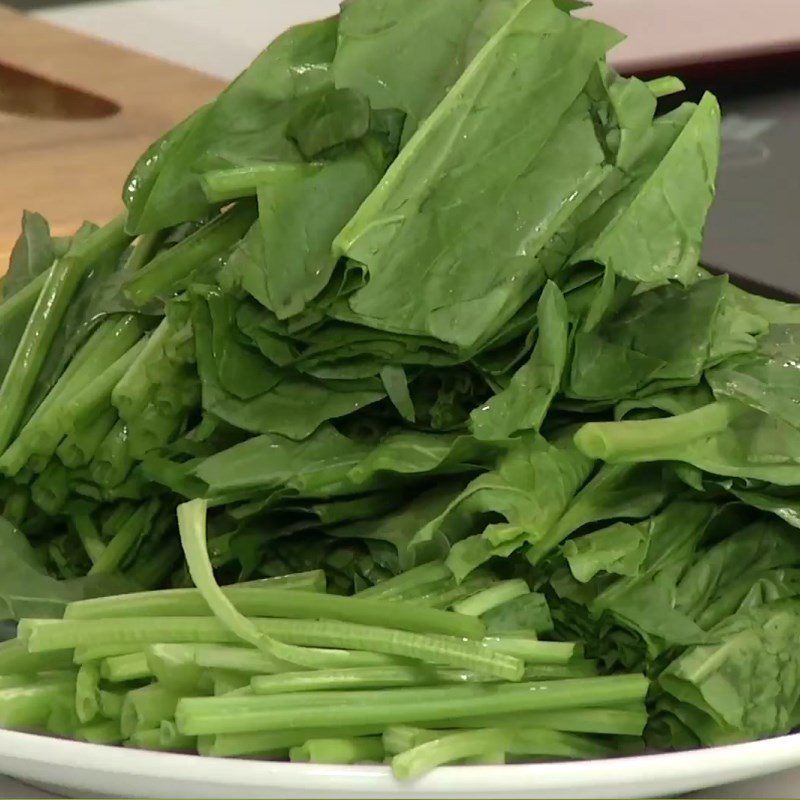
left=125, top=203, right=257, bottom=304
left=75, top=662, right=101, bottom=723
left=0, top=677, right=77, bottom=728
left=88, top=500, right=157, bottom=576
left=66, top=585, right=483, bottom=639
left=0, top=213, right=130, bottom=455
left=73, top=515, right=106, bottom=564
left=482, top=637, right=576, bottom=664
left=23, top=616, right=522, bottom=681
left=0, top=268, right=51, bottom=329
left=574, top=400, right=742, bottom=461
left=77, top=718, right=123, bottom=745
left=101, top=652, right=153, bottom=683
left=355, top=562, right=452, bottom=600
left=452, top=580, right=529, bottom=616
left=201, top=164, right=322, bottom=203
left=250, top=665, right=487, bottom=695
left=391, top=727, right=611, bottom=780
left=0, top=639, right=73, bottom=676
left=175, top=675, right=648, bottom=735
left=290, top=735, right=385, bottom=765
left=120, top=684, right=182, bottom=737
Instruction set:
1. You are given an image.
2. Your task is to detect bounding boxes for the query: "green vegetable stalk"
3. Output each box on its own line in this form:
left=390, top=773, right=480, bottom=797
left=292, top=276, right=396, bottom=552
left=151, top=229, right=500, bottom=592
left=0, top=214, right=130, bottom=455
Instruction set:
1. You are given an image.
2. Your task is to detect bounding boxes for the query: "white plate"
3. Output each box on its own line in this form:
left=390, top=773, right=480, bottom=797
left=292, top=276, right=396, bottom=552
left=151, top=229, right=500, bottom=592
left=3, top=728, right=800, bottom=798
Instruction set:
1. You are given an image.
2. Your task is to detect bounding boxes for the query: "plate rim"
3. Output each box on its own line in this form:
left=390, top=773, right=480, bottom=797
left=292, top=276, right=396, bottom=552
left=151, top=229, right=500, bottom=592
left=3, top=727, right=800, bottom=795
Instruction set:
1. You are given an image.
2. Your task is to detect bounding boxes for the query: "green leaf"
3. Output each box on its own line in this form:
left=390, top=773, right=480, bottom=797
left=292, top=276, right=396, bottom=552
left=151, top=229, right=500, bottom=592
left=660, top=600, right=800, bottom=745
left=706, top=283, right=768, bottom=367
left=675, top=518, right=800, bottom=630
left=287, top=87, right=371, bottom=159
left=347, top=431, right=501, bottom=487
left=1, top=212, right=56, bottom=385
left=380, top=365, right=415, bottom=422
left=571, top=93, right=721, bottom=284
left=192, top=290, right=385, bottom=440
left=3, top=211, right=54, bottom=301
left=576, top=400, right=800, bottom=486
left=527, top=462, right=670, bottom=565
left=0, top=516, right=135, bottom=621
left=255, top=143, right=386, bottom=320
left=333, top=0, right=486, bottom=140
left=708, top=324, right=800, bottom=430
left=725, top=283, right=800, bottom=326
left=470, top=281, right=568, bottom=440
left=335, top=0, right=620, bottom=349
left=587, top=502, right=715, bottom=651
left=328, top=482, right=467, bottom=572
left=192, top=424, right=370, bottom=498
left=482, top=592, right=554, bottom=636
left=205, top=291, right=282, bottom=400
left=563, top=521, right=648, bottom=583
left=614, top=384, right=714, bottom=421
left=727, top=487, right=800, bottom=531
left=411, top=432, right=593, bottom=580
left=125, top=17, right=339, bottom=232
left=235, top=299, right=299, bottom=367
left=567, top=277, right=727, bottom=402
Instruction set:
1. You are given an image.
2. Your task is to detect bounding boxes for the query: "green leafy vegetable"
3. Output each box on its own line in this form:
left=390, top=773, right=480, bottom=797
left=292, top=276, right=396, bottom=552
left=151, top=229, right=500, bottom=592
left=4, top=0, right=800, bottom=773
left=470, top=281, right=569, bottom=440
left=0, top=517, right=134, bottom=620
left=335, top=0, right=620, bottom=349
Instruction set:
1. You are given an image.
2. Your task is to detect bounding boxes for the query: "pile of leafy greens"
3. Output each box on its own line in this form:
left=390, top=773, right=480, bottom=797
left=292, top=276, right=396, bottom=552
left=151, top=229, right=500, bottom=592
left=2, top=0, right=800, bottom=754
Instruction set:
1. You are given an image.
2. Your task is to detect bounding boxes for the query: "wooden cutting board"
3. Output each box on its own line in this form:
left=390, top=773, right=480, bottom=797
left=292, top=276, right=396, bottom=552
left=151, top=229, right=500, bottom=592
left=0, top=5, right=224, bottom=270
